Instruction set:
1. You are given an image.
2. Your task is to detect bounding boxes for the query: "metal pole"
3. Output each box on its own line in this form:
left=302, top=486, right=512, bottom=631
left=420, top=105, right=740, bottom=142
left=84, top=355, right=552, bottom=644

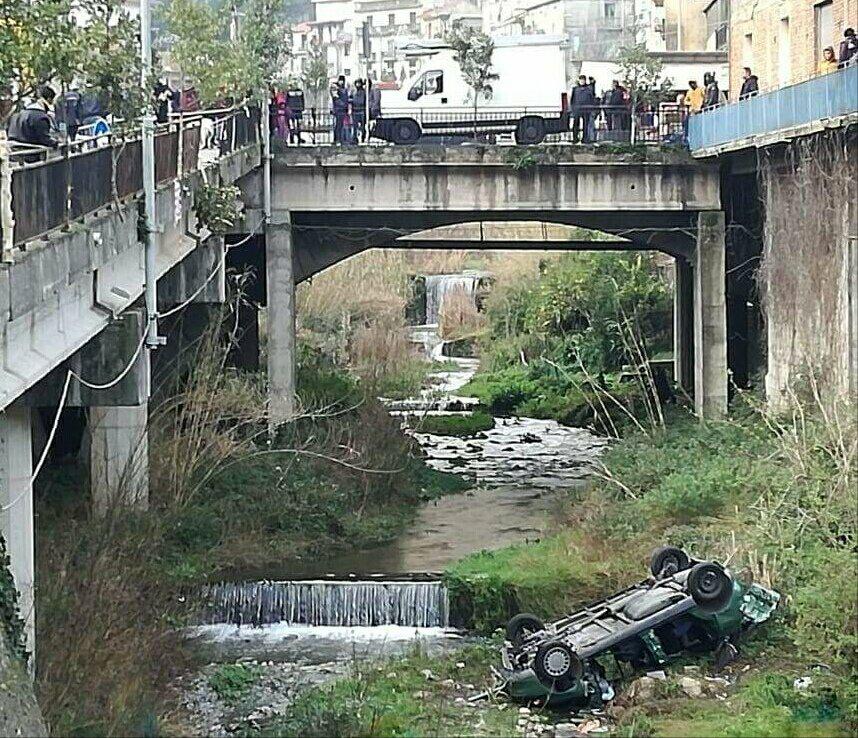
left=141, top=0, right=162, bottom=352
left=262, top=99, right=272, bottom=223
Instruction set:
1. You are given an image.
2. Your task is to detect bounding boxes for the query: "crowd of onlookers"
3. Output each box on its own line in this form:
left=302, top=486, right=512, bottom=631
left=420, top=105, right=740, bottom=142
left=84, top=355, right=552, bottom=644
left=268, top=76, right=382, bottom=145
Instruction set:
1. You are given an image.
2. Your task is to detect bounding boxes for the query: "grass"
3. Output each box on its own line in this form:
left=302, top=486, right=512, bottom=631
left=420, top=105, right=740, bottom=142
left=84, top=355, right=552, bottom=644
left=248, top=643, right=518, bottom=738
left=443, top=398, right=856, bottom=735
left=208, top=663, right=261, bottom=705
left=409, top=411, right=496, bottom=437
left=32, top=349, right=471, bottom=736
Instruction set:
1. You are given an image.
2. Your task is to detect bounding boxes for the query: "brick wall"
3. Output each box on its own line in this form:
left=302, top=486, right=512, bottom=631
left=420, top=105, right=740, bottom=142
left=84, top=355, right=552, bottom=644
left=728, top=0, right=858, bottom=96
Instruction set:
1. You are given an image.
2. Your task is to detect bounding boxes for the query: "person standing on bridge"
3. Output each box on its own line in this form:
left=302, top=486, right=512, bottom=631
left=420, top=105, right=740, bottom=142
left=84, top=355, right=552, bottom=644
left=351, top=79, right=367, bottom=143
left=570, top=75, right=596, bottom=144
left=331, top=76, right=349, bottom=144
left=8, top=85, right=59, bottom=150
left=838, top=28, right=857, bottom=65
left=739, top=68, right=759, bottom=100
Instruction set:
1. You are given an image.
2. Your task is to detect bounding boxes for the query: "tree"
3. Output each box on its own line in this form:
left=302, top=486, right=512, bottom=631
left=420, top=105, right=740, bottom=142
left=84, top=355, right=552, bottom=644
left=301, top=43, right=329, bottom=109
left=161, top=0, right=290, bottom=105
left=445, top=25, right=498, bottom=137
left=0, top=0, right=141, bottom=122
left=614, top=43, right=672, bottom=143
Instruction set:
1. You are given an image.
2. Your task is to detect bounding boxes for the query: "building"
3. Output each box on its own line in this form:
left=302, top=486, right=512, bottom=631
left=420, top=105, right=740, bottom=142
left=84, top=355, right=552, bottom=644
left=637, top=0, right=711, bottom=52
left=420, top=0, right=482, bottom=39
left=353, top=0, right=423, bottom=82
left=724, top=0, right=858, bottom=94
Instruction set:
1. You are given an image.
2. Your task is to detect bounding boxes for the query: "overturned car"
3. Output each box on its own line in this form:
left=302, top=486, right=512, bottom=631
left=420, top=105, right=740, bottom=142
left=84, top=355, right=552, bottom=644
left=500, top=547, right=779, bottom=708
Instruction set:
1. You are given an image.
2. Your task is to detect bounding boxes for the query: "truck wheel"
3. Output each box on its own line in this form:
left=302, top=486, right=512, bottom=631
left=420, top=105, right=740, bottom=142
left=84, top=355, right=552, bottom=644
left=391, top=119, right=420, bottom=145
left=688, top=562, right=733, bottom=613
left=533, top=640, right=583, bottom=691
left=515, top=116, right=546, bottom=145
left=650, top=546, right=690, bottom=578
left=506, top=613, right=544, bottom=648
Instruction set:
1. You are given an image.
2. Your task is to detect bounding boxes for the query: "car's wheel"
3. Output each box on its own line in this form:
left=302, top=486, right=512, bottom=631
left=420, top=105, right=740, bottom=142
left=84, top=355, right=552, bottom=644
left=650, top=546, right=690, bottom=578
left=533, top=640, right=583, bottom=691
left=506, top=613, right=545, bottom=648
left=515, top=116, right=546, bottom=145
left=688, top=562, right=734, bottom=613
left=391, top=118, right=420, bottom=145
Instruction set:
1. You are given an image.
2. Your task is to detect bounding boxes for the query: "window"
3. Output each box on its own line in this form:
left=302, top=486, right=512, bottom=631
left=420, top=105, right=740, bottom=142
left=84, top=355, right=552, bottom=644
left=778, top=17, right=791, bottom=86
left=407, top=70, right=443, bottom=100
left=604, top=1, right=616, bottom=21
left=366, top=14, right=373, bottom=27
left=409, top=59, right=417, bottom=71
left=301, top=33, right=306, bottom=49
left=344, top=43, right=351, bottom=57
left=344, top=68, right=351, bottom=76
left=388, top=13, right=395, bottom=25
left=409, top=11, right=417, bottom=27
left=815, top=1, right=834, bottom=62
left=742, top=33, right=753, bottom=67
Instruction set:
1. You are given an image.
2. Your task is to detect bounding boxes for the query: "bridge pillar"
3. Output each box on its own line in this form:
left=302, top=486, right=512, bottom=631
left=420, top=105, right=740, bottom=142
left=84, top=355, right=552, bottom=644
left=89, top=404, right=148, bottom=515
left=266, top=214, right=296, bottom=428
left=694, top=211, right=728, bottom=418
left=0, top=406, right=35, bottom=659
left=673, top=256, right=694, bottom=393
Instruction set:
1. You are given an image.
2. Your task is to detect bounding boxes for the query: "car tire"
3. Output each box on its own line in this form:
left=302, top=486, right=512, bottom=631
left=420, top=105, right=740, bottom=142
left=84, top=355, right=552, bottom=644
left=688, top=562, right=733, bottom=613
left=533, top=640, right=583, bottom=691
left=391, top=119, right=420, bottom=145
left=650, top=546, right=690, bottom=578
left=515, top=116, right=546, bottom=145
left=506, top=613, right=545, bottom=648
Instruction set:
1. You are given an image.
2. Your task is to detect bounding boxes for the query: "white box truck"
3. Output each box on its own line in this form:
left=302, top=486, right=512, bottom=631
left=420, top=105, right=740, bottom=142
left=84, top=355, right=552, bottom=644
left=372, top=35, right=572, bottom=144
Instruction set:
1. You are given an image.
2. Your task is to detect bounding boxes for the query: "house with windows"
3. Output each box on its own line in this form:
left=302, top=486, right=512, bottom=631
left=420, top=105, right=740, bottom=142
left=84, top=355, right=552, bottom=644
left=725, top=0, right=857, bottom=94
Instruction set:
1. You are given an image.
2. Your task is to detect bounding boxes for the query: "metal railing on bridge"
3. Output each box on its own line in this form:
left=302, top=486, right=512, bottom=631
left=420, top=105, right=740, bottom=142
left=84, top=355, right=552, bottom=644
left=274, top=104, right=688, bottom=146
left=1, top=106, right=260, bottom=256
left=688, top=63, right=858, bottom=154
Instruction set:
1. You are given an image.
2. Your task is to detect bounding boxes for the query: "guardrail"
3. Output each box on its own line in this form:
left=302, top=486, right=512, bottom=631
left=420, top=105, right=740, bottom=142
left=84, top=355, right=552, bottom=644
left=1, top=106, right=260, bottom=255
left=688, top=64, right=858, bottom=154
left=273, top=104, right=688, bottom=146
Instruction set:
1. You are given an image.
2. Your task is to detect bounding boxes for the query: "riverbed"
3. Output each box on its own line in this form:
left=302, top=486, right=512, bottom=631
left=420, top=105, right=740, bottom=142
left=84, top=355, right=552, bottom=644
left=173, top=325, right=605, bottom=735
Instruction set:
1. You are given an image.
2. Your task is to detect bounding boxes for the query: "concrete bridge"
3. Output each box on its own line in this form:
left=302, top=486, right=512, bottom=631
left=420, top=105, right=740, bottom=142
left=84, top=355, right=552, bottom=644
left=232, top=144, right=725, bottom=427
left=0, top=132, right=727, bottom=657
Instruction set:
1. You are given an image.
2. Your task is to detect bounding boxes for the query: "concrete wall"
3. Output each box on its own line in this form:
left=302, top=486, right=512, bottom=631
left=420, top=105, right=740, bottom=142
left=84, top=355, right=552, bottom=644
left=760, top=129, right=858, bottom=409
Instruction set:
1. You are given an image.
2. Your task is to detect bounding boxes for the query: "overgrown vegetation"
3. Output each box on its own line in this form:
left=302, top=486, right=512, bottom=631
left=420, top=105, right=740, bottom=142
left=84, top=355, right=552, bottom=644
left=464, top=251, right=672, bottom=433
left=33, top=302, right=468, bottom=736
left=446, top=396, right=857, bottom=734
left=408, top=410, right=495, bottom=437
left=0, top=537, right=27, bottom=663
left=209, top=663, right=261, bottom=705
left=251, top=643, right=517, bottom=738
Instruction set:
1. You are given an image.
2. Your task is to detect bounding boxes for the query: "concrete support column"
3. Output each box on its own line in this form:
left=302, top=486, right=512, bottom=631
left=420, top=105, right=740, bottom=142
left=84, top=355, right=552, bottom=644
left=89, top=404, right=148, bottom=515
left=694, top=211, right=728, bottom=418
left=673, top=256, right=694, bottom=392
left=0, top=407, right=35, bottom=658
left=265, top=214, right=296, bottom=429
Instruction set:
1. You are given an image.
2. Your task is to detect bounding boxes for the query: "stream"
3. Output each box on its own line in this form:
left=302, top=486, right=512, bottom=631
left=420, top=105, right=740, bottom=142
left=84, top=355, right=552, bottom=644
left=175, top=274, right=607, bottom=735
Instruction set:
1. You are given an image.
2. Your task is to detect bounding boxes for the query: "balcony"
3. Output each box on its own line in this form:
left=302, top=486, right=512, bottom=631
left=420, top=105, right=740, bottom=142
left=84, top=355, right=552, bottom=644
left=688, top=64, right=858, bottom=156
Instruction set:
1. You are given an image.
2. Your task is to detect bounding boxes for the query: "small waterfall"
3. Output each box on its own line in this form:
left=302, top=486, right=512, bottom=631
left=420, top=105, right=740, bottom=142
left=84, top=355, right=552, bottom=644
left=424, top=274, right=480, bottom=325
left=202, top=580, right=450, bottom=628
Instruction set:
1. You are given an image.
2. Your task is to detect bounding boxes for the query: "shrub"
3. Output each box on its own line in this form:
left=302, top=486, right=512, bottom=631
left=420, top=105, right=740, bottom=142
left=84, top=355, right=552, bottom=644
left=208, top=663, right=260, bottom=704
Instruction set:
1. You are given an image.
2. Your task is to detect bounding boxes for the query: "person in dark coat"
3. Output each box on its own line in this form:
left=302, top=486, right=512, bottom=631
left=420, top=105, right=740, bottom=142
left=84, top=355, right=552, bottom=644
left=368, top=79, right=382, bottom=120
left=56, top=86, right=82, bottom=140
left=570, top=75, right=596, bottom=143
left=8, top=85, right=59, bottom=149
left=739, top=67, right=759, bottom=99
left=331, top=76, right=349, bottom=143
left=351, top=79, right=367, bottom=143
left=604, top=79, right=627, bottom=131
left=153, top=78, right=173, bottom=123
left=838, top=28, right=858, bottom=64
left=703, top=72, right=721, bottom=109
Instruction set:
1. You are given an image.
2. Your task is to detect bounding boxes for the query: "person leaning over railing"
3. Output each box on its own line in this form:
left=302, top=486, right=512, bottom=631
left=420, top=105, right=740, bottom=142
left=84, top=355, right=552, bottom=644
left=7, top=84, right=59, bottom=150
left=838, top=28, right=857, bottom=65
